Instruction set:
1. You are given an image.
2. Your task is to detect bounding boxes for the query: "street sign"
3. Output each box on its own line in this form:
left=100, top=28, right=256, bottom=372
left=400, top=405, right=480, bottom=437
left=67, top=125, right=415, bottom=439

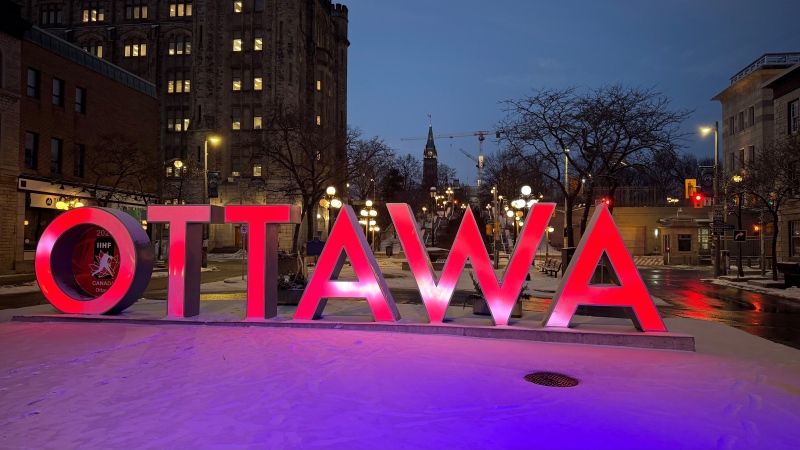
left=713, top=205, right=724, bottom=221
left=733, top=230, right=747, bottom=242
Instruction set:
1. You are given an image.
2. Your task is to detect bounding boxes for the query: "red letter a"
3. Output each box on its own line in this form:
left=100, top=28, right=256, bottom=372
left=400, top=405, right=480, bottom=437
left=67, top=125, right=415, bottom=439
left=542, top=204, right=666, bottom=332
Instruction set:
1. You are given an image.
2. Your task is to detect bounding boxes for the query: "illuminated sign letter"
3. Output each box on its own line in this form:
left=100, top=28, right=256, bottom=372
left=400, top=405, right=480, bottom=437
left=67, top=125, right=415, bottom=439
left=388, top=203, right=554, bottom=325
left=295, top=205, right=399, bottom=321
left=225, top=205, right=302, bottom=319
left=35, top=207, right=153, bottom=314
left=542, top=204, right=667, bottom=332
left=148, top=205, right=225, bottom=318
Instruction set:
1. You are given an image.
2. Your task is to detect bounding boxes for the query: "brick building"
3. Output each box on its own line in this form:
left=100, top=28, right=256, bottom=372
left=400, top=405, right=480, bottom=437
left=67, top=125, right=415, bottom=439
left=1, top=0, right=159, bottom=273
left=18, top=0, right=350, bottom=250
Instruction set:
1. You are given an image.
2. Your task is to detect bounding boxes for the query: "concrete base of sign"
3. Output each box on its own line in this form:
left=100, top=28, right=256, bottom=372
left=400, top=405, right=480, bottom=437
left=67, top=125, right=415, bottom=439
left=11, top=298, right=694, bottom=351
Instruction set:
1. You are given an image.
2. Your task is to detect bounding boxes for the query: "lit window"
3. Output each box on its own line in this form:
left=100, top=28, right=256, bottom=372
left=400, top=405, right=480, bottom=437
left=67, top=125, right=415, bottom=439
left=316, top=80, right=321, bottom=91
left=232, top=117, right=241, bottom=130
left=82, top=3, right=105, bottom=22
left=254, top=36, right=263, bottom=51
left=232, top=78, right=241, bottom=91
left=253, top=116, right=262, bottom=129
left=124, top=41, right=147, bottom=57
left=316, top=115, right=321, bottom=126
left=184, top=79, right=190, bottom=92
left=234, top=1, right=242, bottom=13
left=126, top=1, right=148, bottom=19
left=253, top=164, right=262, bottom=177
left=82, top=42, right=103, bottom=58
left=253, top=77, right=262, bottom=91
left=169, top=1, right=192, bottom=17
left=183, top=119, right=190, bottom=131
left=167, top=78, right=174, bottom=93
left=233, top=39, right=242, bottom=52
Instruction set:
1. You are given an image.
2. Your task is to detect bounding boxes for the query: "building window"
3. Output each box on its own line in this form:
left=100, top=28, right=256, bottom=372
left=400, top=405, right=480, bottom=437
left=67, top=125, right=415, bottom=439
left=75, top=87, right=86, bottom=113
left=253, top=164, right=262, bottom=177
left=233, top=1, right=243, bottom=13
left=50, top=138, right=63, bottom=174
left=678, top=234, right=691, bottom=252
left=232, top=77, right=241, bottom=91
left=27, top=68, right=40, bottom=98
left=738, top=111, right=744, bottom=132
left=254, top=0, right=264, bottom=12
left=738, top=148, right=744, bottom=170
left=253, top=116, right=262, bottom=129
left=254, top=34, right=263, bottom=51
left=82, top=2, right=105, bottom=22
left=169, top=1, right=192, bottom=17
left=167, top=73, right=190, bottom=93
left=168, top=35, right=191, bottom=55
left=52, top=78, right=64, bottom=106
left=232, top=117, right=241, bottom=130
left=727, top=116, right=734, bottom=135
left=124, top=39, right=147, bottom=57
left=232, top=38, right=242, bottom=52
left=74, top=144, right=85, bottom=177
left=316, top=80, right=321, bottom=91
left=316, top=115, right=321, bottom=126
left=81, top=42, right=104, bottom=58
left=253, top=76, right=262, bottom=91
left=748, top=105, right=755, bottom=127
left=125, top=0, right=148, bottom=19
left=748, top=145, right=755, bottom=166
left=789, top=99, right=799, bottom=135
left=25, top=132, right=38, bottom=170
left=40, top=3, right=63, bottom=25
left=0, top=51, right=3, bottom=88
left=791, top=221, right=800, bottom=257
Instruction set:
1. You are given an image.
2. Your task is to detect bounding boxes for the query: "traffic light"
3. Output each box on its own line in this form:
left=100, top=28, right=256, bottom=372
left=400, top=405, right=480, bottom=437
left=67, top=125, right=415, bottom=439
left=693, top=193, right=703, bottom=208
left=753, top=225, right=761, bottom=236
left=769, top=192, right=776, bottom=206
left=603, top=198, right=611, bottom=206
left=733, top=194, right=739, bottom=205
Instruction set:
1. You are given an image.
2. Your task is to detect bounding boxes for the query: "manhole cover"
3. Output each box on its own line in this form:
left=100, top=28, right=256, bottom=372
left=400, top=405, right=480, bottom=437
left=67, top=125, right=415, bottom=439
left=524, top=372, right=579, bottom=387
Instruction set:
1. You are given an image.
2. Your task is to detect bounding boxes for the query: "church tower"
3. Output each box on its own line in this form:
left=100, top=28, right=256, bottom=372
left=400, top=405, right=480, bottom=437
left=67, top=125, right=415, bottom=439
left=422, top=125, right=438, bottom=189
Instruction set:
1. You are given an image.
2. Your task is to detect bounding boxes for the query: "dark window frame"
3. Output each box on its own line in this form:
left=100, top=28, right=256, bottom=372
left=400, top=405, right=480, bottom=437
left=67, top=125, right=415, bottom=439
left=27, top=68, right=40, bottom=98
left=52, top=78, right=64, bottom=106
left=75, top=86, right=86, bottom=113
left=25, top=131, right=38, bottom=170
left=678, top=234, right=692, bottom=252
left=789, top=99, right=799, bottom=135
left=50, top=138, right=63, bottom=174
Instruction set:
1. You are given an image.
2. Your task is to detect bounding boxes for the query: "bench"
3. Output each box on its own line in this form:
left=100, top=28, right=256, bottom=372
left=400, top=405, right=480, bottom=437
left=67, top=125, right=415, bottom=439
left=537, top=259, right=562, bottom=277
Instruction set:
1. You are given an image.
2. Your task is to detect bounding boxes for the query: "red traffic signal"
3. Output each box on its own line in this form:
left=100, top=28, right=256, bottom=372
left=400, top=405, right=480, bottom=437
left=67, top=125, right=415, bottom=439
left=604, top=198, right=611, bottom=206
left=693, top=193, right=703, bottom=208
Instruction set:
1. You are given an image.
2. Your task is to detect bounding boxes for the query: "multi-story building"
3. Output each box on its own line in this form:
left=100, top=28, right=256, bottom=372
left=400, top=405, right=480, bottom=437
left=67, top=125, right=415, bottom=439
left=18, top=0, right=350, bottom=250
left=764, top=63, right=800, bottom=260
left=1, top=0, right=159, bottom=273
left=712, top=53, right=800, bottom=173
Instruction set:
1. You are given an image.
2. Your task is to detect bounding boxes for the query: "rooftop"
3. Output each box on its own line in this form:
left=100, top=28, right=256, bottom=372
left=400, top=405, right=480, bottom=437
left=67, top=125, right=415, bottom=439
left=730, top=53, right=800, bottom=85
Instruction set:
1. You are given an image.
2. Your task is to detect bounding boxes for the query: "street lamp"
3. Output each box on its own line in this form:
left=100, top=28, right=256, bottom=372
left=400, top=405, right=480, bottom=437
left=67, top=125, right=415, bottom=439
left=201, top=135, right=220, bottom=268
left=319, top=186, right=342, bottom=236
left=429, top=187, right=437, bottom=246
left=564, top=148, right=570, bottom=248
left=546, top=226, right=555, bottom=260
left=701, top=123, right=720, bottom=277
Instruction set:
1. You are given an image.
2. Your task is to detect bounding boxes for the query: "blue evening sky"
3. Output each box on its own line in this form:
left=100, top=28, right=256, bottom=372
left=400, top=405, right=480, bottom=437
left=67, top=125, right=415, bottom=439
left=344, top=0, right=800, bottom=185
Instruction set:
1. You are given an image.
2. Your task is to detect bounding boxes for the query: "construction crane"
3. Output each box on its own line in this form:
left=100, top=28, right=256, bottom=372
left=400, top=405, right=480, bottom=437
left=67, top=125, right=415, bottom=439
left=400, top=130, right=501, bottom=186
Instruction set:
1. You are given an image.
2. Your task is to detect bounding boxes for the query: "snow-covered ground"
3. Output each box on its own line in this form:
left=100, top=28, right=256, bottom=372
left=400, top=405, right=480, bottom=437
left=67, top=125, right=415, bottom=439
left=0, top=315, right=798, bottom=449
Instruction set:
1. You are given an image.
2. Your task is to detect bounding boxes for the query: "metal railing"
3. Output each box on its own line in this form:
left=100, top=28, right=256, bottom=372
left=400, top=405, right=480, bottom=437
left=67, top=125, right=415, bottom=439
left=730, top=53, right=800, bottom=85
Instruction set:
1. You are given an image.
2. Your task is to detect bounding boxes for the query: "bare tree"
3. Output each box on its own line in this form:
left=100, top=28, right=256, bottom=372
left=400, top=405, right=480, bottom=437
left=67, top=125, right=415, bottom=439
left=83, top=133, right=159, bottom=207
left=348, top=131, right=396, bottom=201
left=736, top=134, right=800, bottom=280
left=498, top=84, right=691, bottom=246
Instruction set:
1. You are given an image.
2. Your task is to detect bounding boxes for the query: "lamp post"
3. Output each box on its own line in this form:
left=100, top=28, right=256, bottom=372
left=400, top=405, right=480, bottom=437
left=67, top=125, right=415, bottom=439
left=546, top=226, right=554, bottom=260
left=492, top=186, right=499, bottom=269
left=701, top=122, right=720, bottom=277
left=319, top=186, right=342, bottom=237
left=202, top=135, right=220, bottom=268
left=429, top=187, right=437, bottom=247
left=564, top=148, right=570, bottom=248
left=732, top=174, right=744, bottom=279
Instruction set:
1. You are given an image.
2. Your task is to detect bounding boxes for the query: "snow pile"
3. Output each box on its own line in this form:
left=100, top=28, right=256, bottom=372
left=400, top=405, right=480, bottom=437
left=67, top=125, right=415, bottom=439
left=0, top=318, right=798, bottom=449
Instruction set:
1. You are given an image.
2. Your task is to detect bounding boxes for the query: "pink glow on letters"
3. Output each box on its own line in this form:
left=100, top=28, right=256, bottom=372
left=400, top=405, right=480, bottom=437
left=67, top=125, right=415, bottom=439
left=226, top=205, right=301, bottom=319
left=148, top=205, right=224, bottom=318
left=295, top=206, right=399, bottom=321
left=388, top=203, right=554, bottom=325
left=542, top=204, right=667, bottom=332
left=35, top=207, right=151, bottom=314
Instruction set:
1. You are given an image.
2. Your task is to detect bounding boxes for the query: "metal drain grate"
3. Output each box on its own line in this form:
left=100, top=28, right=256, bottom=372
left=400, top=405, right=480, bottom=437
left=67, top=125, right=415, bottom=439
left=524, top=372, right=579, bottom=387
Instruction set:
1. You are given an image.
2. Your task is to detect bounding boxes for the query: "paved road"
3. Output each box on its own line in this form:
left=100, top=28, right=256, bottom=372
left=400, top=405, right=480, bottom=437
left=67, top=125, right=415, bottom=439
left=4, top=262, right=799, bottom=350
left=639, top=266, right=800, bottom=350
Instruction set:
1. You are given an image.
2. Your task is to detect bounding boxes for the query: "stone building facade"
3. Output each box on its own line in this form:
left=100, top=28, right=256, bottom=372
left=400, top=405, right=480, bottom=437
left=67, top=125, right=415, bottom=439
left=712, top=53, right=800, bottom=173
left=1, top=0, right=160, bottom=273
left=18, top=0, right=350, bottom=251
left=763, top=63, right=800, bottom=261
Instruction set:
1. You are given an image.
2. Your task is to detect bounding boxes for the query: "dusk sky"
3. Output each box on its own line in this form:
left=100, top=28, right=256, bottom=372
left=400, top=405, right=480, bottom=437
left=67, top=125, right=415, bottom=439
left=344, top=0, right=800, bottom=185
